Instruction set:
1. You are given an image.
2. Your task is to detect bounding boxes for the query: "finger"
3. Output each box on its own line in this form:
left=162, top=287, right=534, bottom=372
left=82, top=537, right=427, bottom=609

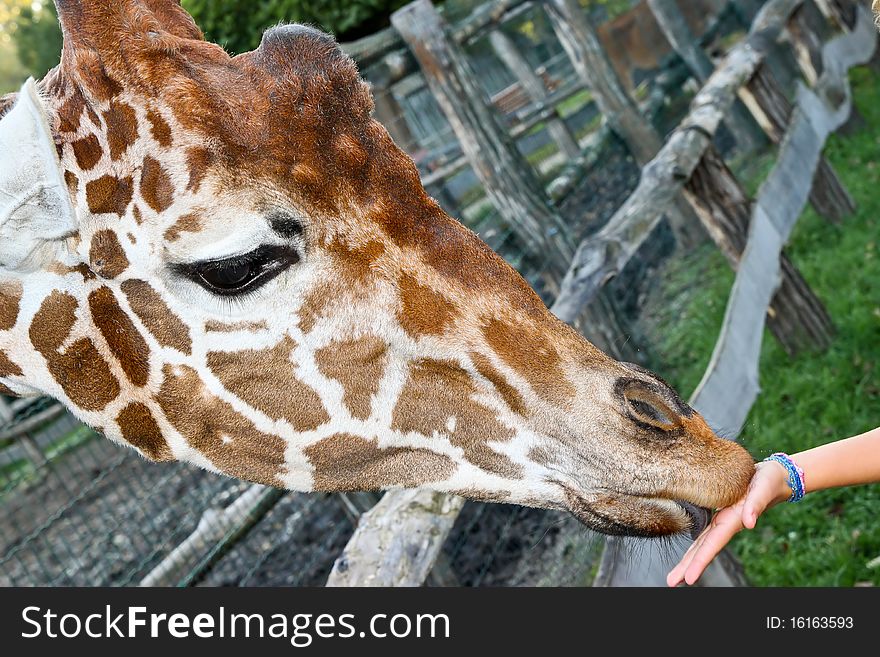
left=683, top=513, right=744, bottom=585
left=667, top=525, right=713, bottom=586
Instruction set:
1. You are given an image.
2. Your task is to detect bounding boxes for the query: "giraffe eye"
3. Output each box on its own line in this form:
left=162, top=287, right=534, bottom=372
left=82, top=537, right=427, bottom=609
left=199, top=261, right=255, bottom=290
left=173, top=244, right=299, bottom=296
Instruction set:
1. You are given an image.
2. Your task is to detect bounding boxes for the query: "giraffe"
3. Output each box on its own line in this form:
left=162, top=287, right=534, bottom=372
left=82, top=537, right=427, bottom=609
left=0, top=0, right=754, bottom=539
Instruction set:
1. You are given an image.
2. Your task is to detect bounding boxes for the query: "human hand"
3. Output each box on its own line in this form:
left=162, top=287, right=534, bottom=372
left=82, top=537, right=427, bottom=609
left=667, top=460, right=792, bottom=586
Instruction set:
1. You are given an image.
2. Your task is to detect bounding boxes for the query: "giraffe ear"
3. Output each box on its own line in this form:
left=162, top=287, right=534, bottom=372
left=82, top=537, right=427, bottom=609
left=0, top=80, right=78, bottom=272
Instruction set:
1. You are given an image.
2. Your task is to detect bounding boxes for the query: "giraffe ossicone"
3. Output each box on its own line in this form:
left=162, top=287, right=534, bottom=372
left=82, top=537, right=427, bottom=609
left=0, top=0, right=755, bottom=538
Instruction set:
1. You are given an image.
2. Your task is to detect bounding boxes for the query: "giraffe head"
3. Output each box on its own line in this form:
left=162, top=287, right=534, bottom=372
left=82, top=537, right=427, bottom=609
left=0, top=0, right=754, bottom=538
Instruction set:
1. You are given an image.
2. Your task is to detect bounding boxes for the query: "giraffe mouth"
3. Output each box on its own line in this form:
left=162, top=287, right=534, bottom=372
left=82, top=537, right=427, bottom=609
left=562, top=486, right=710, bottom=539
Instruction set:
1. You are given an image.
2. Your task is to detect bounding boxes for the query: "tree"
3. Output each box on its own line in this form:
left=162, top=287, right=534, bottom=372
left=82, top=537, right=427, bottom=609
left=12, top=1, right=61, bottom=80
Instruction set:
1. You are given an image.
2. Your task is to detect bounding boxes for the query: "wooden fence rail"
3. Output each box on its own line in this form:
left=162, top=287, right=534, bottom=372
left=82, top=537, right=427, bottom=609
left=600, top=6, right=876, bottom=585
left=325, top=0, right=876, bottom=587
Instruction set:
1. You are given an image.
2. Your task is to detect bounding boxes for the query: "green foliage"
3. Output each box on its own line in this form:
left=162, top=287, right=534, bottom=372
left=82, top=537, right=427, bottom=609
left=8, top=0, right=61, bottom=82
left=0, top=37, right=26, bottom=94
left=181, top=0, right=411, bottom=53
left=642, top=66, right=880, bottom=586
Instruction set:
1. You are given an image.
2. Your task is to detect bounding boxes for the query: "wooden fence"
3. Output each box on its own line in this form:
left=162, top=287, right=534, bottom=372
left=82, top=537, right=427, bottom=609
left=325, top=0, right=877, bottom=587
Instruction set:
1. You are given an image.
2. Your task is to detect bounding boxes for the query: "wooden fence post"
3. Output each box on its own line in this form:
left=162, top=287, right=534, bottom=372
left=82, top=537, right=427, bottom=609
left=487, top=28, right=582, bottom=159
left=391, top=0, right=575, bottom=281
left=647, top=0, right=766, bottom=154
left=741, top=63, right=856, bottom=221
left=685, top=147, right=834, bottom=354
left=544, top=0, right=705, bottom=249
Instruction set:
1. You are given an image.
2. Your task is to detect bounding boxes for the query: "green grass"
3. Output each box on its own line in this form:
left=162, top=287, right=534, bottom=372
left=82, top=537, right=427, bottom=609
left=557, top=89, right=593, bottom=118
left=642, top=66, right=880, bottom=586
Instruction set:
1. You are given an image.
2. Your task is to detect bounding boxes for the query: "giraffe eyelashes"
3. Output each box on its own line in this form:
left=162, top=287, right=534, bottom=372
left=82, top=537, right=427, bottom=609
left=171, top=244, right=300, bottom=297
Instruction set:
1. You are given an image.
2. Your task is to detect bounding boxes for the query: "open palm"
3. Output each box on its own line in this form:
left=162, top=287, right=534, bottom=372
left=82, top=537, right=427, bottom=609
left=667, top=461, right=790, bottom=586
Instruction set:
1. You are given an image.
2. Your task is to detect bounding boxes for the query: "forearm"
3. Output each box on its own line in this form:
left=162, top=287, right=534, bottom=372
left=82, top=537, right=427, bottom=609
left=792, top=426, right=880, bottom=493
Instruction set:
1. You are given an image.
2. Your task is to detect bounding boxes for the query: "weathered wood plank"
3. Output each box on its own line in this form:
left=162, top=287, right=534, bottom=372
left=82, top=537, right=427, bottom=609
left=140, top=485, right=284, bottom=587
left=488, top=28, right=581, bottom=159
left=452, top=0, right=531, bottom=45
left=599, top=5, right=876, bottom=587
left=544, top=0, right=706, bottom=247
left=647, top=0, right=765, bottom=153
left=553, top=0, right=804, bottom=321
left=326, top=490, right=465, bottom=587
left=392, top=0, right=575, bottom=280
left=685, top=147, right=834, bottom=354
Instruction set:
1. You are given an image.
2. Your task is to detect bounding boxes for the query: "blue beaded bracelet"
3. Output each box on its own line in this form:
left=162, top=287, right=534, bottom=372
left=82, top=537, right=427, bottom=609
left=764, top=453, right=806, bottom=502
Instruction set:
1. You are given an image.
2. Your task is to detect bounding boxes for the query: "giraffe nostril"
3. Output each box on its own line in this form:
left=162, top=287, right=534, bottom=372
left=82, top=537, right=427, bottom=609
left=627, top=397, right=676, bottom=427
left=619, top=380, right=680, bottom=431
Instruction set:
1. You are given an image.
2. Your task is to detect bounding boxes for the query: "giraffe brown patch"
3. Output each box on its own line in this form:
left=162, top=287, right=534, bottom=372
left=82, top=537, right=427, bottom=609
left=305, top=433, right=455, bottom=492
left=314, top=335, right=387, bottom=421
left=158, top=364, right=287, bottom=486
left=127, top=233, right=136, bottom=244
left=296, top=289, right=325, bottom=335
left=89, top=229, right=129, bottom=279
left=298, top=240, right=386, bottom=334
left=47, top=262, right=96, bottom=282
left=0, top=350, right=22, bottom=378
left=0, top=280, right=23, bottom=330
left=65, top=170, right=79, bottom=196
left=89, top=287, right=151, bottom=387
left=29, top=291, right=77, bottom=354
left=207, top=336, right=330, bottom=432
left=132, top=205, right=143, bottom=225
left=483, top=318, right=576, bottom=405
left=204, top=319, right=269, bottom=332
left=185, top=147, right=214, bottom=192
left=140, top=155, right=175, bottom=213
left=398, top=273, right=456, bottom=338
left=29, top=292, right=120, bottom=411
left=71, top=134, right=103, bottom=171
left=85, top=105, right=100, bottom=127
left=121, top=279, right=193, bottom=355
left=86, top=175, right=134, bottom=216
left=0, top=383, right=16, bottom=396
left=163, top=212, right=202, bottom=242
left=57, top=91, right=85, bottom=133
left=527, top=446, right=553, bottom=467
left=449, top=488, right=512, bottom=503
left=392, top=358, right=522, bottom=479
left=327, top=238, right=385, bottom=282
left=103, top=100, right=138, bottom=160
left=146, top=109, right=173, bottom=147
left=471, top=352, right=528, bottom=417
left=77, top=53, right=123, bottom=104
left=117, top=402, right=173, bottom=461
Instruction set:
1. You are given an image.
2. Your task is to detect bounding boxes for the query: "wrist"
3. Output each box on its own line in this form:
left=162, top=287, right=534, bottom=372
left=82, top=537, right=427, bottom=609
left=763, top=453, right=806, bottom=502
left=758, top=460, right=796, bottom=506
